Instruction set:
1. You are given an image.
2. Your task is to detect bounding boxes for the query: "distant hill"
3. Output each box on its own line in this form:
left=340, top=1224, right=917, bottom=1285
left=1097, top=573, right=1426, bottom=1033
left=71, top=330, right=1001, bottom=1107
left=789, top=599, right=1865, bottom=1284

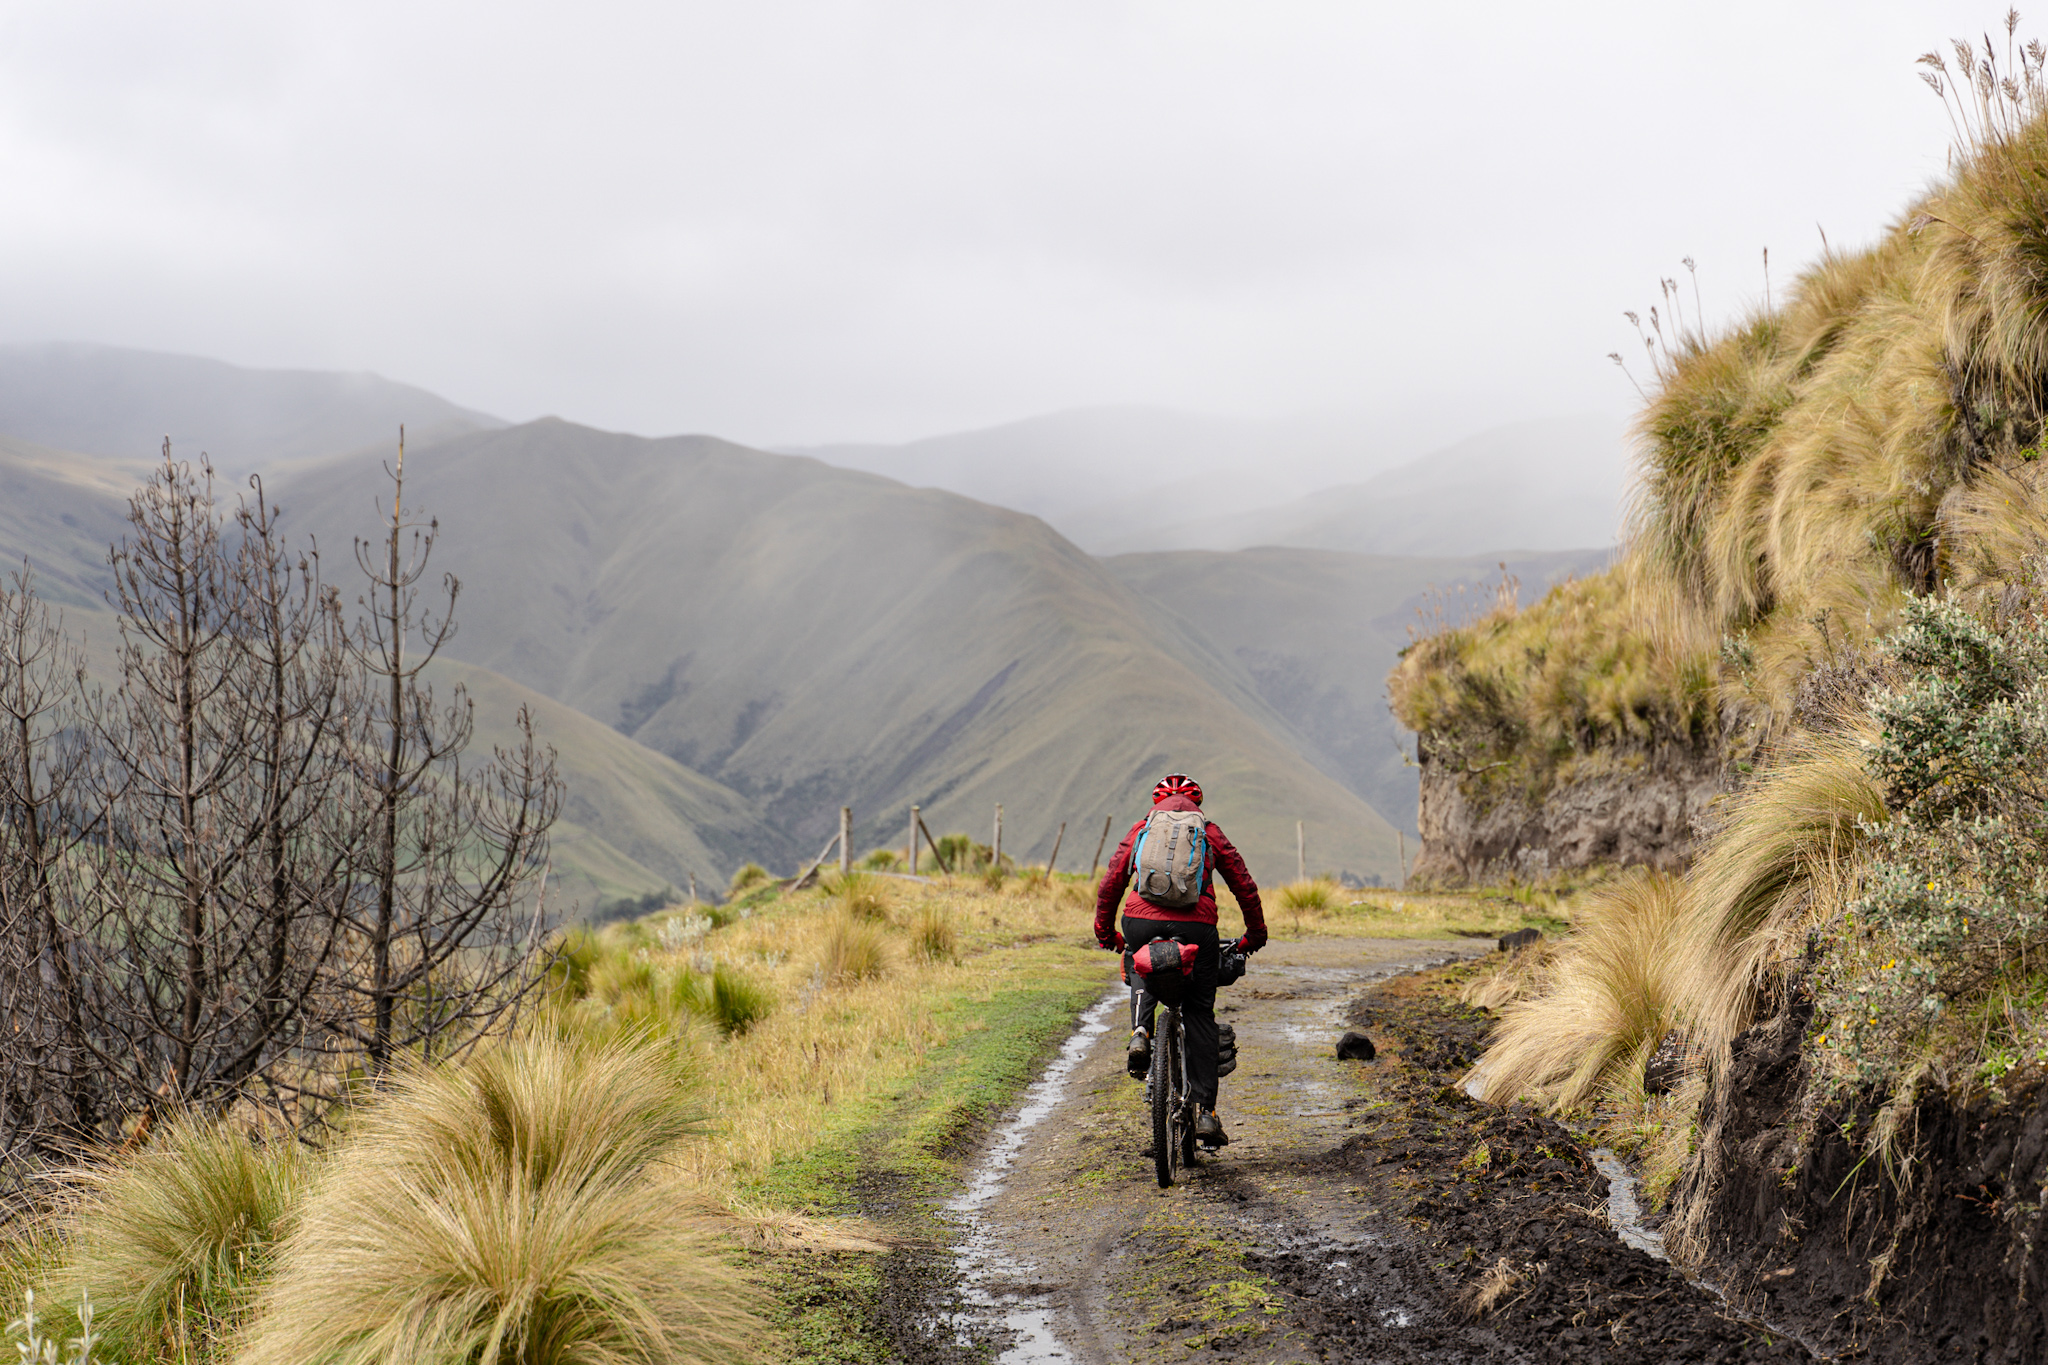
left=790, top=407, right=1407, bottom=554
left=50, top=601, right=763, bottom=911
left=0, top=434, right=145, bottom=607
left=1103, top=546, right=1612, bottom=839
left=276, top=420, right=1410, bottom=885
left=0, top=343, right=502, bottom=469
left=1101, top=415, right=1628, bottom=557
left=0, top=351, right=1625, bottom=891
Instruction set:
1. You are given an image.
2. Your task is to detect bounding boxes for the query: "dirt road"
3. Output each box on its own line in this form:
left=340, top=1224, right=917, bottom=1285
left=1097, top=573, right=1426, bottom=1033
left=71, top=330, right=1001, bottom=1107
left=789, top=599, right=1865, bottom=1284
left=940, top=938, right=1813, bottom=1364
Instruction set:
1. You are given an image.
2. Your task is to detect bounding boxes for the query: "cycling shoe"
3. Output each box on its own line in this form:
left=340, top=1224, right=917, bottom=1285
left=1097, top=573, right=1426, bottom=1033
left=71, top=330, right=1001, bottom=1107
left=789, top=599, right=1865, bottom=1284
left=1195, top=1110, right=1230, bottom=1147
left=1126, top=1029, right=1150, bottom=1079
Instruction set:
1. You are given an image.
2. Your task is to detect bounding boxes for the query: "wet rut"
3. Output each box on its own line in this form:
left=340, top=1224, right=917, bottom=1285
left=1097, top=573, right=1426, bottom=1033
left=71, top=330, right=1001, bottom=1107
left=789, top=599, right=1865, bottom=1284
left=933, top=938, right=1817, bottom=1364
left=941, top=937, right=1488, bottom=1363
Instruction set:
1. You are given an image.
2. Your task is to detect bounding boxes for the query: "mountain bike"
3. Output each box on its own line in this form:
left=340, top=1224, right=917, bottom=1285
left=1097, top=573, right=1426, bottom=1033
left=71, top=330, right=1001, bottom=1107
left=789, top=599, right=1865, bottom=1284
left=1141, top=985, right=1198, bottom=1188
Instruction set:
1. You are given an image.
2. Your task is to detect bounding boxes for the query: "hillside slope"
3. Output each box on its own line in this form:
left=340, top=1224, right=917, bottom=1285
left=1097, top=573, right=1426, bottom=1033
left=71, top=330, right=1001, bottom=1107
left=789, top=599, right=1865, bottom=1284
left=277, top=420, right=1407, bottom=884
left=51, top=602, right=760, bottom=911
left=1105, top=414, right=1626, bottom=557
left=0, top=342, right=502, bottom=469
left=1104, top=546, right=1610, bottom=838
left=0, top=434, right=146, bottom=607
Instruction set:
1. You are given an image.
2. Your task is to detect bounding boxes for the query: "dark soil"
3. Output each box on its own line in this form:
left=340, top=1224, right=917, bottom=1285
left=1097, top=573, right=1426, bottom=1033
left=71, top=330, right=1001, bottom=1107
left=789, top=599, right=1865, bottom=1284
left=1680, top=983, right=2048, bottom=1363
left=1324, top=965, right=1811, bottom=1363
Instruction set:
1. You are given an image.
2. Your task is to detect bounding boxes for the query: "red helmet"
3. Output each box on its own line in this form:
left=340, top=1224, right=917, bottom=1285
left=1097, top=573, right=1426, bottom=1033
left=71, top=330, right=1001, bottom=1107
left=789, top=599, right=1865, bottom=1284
left=1152, top=772, right=1202, bottom=805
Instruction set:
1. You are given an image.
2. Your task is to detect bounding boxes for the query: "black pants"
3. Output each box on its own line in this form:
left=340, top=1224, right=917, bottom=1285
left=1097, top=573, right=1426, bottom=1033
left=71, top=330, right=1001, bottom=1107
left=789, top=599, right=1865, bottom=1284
left=1125, top=916, right=1221, bottom=1109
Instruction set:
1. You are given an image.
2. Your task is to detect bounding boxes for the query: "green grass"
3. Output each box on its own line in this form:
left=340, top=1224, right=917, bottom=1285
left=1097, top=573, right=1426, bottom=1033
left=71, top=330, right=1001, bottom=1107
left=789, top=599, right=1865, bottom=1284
left=52, top=1118, right=307, bottom=1363
left=745, top=944, right=1110, bottom=1363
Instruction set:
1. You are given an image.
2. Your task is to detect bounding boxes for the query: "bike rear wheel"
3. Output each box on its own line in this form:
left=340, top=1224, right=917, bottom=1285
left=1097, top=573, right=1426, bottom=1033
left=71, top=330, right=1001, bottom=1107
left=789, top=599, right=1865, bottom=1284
left=1152, top=1010, right=1178, bottom=1188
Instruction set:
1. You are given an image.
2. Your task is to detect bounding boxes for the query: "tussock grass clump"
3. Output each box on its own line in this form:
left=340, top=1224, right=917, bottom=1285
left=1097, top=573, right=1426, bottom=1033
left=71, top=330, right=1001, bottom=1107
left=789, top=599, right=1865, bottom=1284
left=57, top=1118, right=307, bottom=1363
left=911, top=905, right=957, bottom=963
left=1275, top=878, right=1339, bottom=924
left=727, top=863, right=770, bottom=897
left=1397, top=32, right=2048, bottom=797
left=819, top=916, right=889, bottom=984
left=233, top=1034, right=755, bottom=1365
left=704, top=964, right=772, bottom=1037
left=1476, top=870, right=1689, bottom=1111
left=1459, top=938, right=1556, bottom=1012
left=830, top=871, right=891, bottom=923
left=1680, top=722, right=1883, bottom=1058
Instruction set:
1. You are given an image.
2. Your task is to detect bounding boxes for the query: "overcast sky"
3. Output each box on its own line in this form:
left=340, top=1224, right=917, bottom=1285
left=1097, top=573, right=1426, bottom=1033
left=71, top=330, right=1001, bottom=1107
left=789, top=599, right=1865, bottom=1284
left=0, top=1, right=2010, bottom=447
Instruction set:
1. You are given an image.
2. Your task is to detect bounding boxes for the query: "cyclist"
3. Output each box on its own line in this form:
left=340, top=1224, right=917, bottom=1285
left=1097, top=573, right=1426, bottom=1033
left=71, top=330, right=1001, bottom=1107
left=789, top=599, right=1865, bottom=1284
left=1094, top=773, right=1267, bottom=1147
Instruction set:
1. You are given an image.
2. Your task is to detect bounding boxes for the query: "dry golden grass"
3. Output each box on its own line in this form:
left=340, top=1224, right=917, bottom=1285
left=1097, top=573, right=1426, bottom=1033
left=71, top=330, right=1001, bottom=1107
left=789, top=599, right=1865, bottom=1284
left=1388, top=563, right=1717, bottom=798
left=1274, top=878, right=1339, bottom=932
left=1310, top=887, right=1561, bottom=942
left=1403, top=72, right=2048, bottom=768
left=819, top=914, right=890, bottom=983
left=232, top=1035, right=756, bottom=1365
left=1459, top=938, right=1556, bottom=1011
left=547, top=875, right=1106, bottom=1197
left=1678, top=721, right=1883, bottom=1060
left=1461, top=1257, right=1527, bottom=1318
left=1474, top=870, right=1688, bottom=1111
left=910, top=904, right=958, bottom=962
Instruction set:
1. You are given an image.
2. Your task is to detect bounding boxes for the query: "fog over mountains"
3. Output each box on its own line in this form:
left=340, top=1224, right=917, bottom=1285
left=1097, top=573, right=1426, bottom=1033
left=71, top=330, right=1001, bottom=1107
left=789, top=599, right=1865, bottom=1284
left=797, top=409, right=1627, bottom=558
left=0, top=344, right=1623, bottom=910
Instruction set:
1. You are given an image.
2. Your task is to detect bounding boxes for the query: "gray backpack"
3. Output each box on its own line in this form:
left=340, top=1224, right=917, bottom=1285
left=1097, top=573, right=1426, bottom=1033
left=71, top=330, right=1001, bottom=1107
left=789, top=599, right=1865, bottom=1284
left=1131, top=808, right=1208, bottom=907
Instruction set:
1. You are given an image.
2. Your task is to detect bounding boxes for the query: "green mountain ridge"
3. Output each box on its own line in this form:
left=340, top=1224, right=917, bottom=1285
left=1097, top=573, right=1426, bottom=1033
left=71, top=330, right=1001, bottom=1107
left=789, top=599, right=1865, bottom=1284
left=275, top=419, right=1407, bottom=885
left=0, top=348, right=1626, bottom=902
left=1103, top=545, right=1612, bottom=837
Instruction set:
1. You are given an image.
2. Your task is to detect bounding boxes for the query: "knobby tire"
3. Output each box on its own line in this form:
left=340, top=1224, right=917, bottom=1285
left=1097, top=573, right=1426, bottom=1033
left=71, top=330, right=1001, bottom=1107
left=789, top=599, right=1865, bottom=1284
left=1152, top=1010, right=1177, bottom=1188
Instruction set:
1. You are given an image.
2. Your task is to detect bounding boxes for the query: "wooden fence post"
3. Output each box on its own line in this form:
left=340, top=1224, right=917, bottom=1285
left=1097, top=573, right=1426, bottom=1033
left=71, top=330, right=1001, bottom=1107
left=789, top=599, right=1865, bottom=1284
left=1045, top=821, right=1066, bottom=877
left=1089, top=813, right=1114, bottom=881
left=785, top=832, right=843, bottom=892
left=916, top=810, right=952, bottom=874
left=688, top=871, right=697, bottom=904
left=908, top=805, right=919, bottom=875
left=1297, top=820, right=1305, bottom=881
left=1397, top=830, right=1407, bottom=891
left=993, top=804, right=1003, bottom=869
left=840, top=806, right=852, bottom=875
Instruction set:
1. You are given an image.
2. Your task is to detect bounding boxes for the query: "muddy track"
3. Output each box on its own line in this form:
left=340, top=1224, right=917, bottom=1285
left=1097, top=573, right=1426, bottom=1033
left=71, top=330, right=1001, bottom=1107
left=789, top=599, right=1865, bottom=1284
left=928, top=939, right=1815, bottom=1364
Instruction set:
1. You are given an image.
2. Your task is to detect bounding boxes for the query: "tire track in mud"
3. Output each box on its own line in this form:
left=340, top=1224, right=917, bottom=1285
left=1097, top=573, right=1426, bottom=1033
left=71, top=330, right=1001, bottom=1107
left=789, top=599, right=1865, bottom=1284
left=940, top=937, right=1491, bottom=1364
left=936, top=938, right=1819, bottom=1364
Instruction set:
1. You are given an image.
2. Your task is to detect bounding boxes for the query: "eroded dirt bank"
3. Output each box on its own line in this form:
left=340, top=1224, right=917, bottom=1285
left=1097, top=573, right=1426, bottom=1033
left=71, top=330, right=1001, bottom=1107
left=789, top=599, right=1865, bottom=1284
left=910, top=943, right=1805, bottom=1363
left=1679, top=986, right=2048, bottom=1363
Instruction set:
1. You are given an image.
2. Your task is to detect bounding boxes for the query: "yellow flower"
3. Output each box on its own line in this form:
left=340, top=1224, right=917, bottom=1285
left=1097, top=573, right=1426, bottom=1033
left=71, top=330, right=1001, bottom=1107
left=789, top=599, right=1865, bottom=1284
left=1884, top=960, right=1896, bottom=970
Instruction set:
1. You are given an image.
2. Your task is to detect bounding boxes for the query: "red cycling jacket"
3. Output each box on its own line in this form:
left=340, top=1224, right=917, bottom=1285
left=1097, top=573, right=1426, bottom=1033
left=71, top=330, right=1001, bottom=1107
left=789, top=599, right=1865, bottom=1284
left=1093, top=794, right=1267, bottom=949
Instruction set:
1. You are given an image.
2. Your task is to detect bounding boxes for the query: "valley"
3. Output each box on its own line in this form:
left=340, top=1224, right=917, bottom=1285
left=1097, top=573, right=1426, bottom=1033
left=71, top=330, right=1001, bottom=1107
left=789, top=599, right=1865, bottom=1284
left=0, top=343, right=1618, bottom=911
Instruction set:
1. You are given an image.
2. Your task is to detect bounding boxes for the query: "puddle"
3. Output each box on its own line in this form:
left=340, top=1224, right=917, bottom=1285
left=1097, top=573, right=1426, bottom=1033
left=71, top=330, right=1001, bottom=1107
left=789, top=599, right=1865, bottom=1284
left=941, top=988, right=1123, bottom=1362
left=1590, top=1148, right=1667, bottom=1260
left=1591, top=1148, right=1832, bottom=1358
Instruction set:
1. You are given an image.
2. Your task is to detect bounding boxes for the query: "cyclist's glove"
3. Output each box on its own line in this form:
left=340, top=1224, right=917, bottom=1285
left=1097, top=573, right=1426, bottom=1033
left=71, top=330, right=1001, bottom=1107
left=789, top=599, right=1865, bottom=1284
left=1236, top=932, right=1266, bottom=954
left=1098, top=930, right=1125, bottom=952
